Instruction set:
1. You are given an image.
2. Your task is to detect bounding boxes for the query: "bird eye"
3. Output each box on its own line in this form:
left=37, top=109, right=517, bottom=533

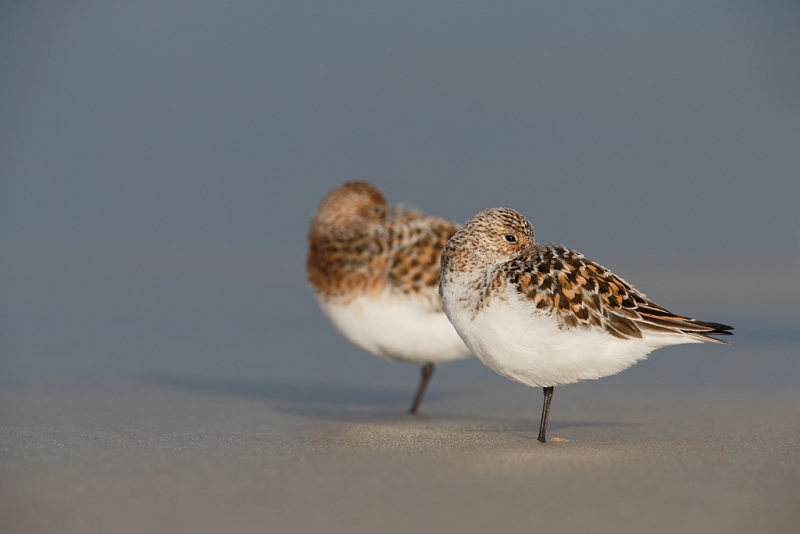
left=370, top=206, right=384, bottom=215
left=503, top=234, right=517, bottom=243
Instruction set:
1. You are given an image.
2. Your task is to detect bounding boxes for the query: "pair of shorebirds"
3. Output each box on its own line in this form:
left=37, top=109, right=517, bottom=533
left=307, top=182, right=732, bottom=443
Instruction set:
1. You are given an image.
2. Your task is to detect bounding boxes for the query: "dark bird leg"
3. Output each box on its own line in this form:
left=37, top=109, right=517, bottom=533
left=537, top=386, right=554, bottom=443
left=409, top=362, right=435, bottom=414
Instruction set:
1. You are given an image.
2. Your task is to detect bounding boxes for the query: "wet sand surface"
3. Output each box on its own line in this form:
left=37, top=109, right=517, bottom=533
left=2, top=346, right=799, bottom=534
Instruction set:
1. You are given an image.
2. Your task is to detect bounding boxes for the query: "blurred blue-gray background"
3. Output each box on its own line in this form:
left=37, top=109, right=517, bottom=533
left=1, top=0, right=798, bottom=389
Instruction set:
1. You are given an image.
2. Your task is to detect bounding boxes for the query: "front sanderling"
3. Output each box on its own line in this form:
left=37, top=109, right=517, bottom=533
left=439, top=207, right=732, bottom=442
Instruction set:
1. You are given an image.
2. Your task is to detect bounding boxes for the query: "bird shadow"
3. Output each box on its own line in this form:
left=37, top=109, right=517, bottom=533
left=143, top=374, right=638, bottom=433
left=144, top=374, right=456, bottom=422
left=145, top=373, right=435, bottom=405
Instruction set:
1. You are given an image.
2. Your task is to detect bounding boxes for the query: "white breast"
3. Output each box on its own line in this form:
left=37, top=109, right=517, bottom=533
left=441, top=276, right=698, bottom=387
left=317, top=293, right=471, bottom=364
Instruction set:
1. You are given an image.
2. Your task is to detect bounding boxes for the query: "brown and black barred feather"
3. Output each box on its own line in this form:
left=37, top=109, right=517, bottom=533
left=500, top=244, right=734, bottom=343
left=386, top=209, right=459, bottom=298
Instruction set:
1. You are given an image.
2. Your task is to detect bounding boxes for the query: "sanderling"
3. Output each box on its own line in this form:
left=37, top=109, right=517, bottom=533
left=307, top=181, right=471, bottom=413
left=439, top=207, right=732, bottom=442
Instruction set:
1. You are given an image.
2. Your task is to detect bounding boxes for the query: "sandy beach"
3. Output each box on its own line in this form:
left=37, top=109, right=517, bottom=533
left=2, top=339, right=799, bottom=534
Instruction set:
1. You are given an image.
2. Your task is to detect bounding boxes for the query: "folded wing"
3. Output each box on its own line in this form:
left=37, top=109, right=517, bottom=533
left=504, top=244, right=733, bottom=343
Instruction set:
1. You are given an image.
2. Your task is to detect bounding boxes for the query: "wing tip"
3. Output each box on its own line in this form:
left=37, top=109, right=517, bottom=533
left=692, top=320, right=734, bottom=336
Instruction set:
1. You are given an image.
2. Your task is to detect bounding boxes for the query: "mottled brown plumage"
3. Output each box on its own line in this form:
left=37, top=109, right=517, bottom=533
left=308, top=182, right=459, bottom=310
left=307, top=181, right=470, bottom=414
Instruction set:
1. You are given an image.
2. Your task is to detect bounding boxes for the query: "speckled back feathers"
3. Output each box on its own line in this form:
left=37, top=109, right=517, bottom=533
left=308, top=181, right=459, bottom=309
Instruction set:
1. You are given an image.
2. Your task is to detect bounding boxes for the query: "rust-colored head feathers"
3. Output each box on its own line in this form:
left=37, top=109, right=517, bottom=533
left=310, top=181, right=387, bottom=231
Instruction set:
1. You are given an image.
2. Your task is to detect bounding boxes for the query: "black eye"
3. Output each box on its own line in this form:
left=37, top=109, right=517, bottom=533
left=503, top=234, right=517, bottom=243
left=370, top=206, right=384, bottom=215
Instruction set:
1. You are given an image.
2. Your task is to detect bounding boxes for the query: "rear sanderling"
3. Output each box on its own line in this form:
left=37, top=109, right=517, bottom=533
left=308, top=181, right=471, bottom=413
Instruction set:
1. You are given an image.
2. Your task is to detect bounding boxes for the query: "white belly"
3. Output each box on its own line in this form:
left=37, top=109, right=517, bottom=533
left=442, top=285, right=698, bottom=387
left=318, top=294, right=471, bottom=364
